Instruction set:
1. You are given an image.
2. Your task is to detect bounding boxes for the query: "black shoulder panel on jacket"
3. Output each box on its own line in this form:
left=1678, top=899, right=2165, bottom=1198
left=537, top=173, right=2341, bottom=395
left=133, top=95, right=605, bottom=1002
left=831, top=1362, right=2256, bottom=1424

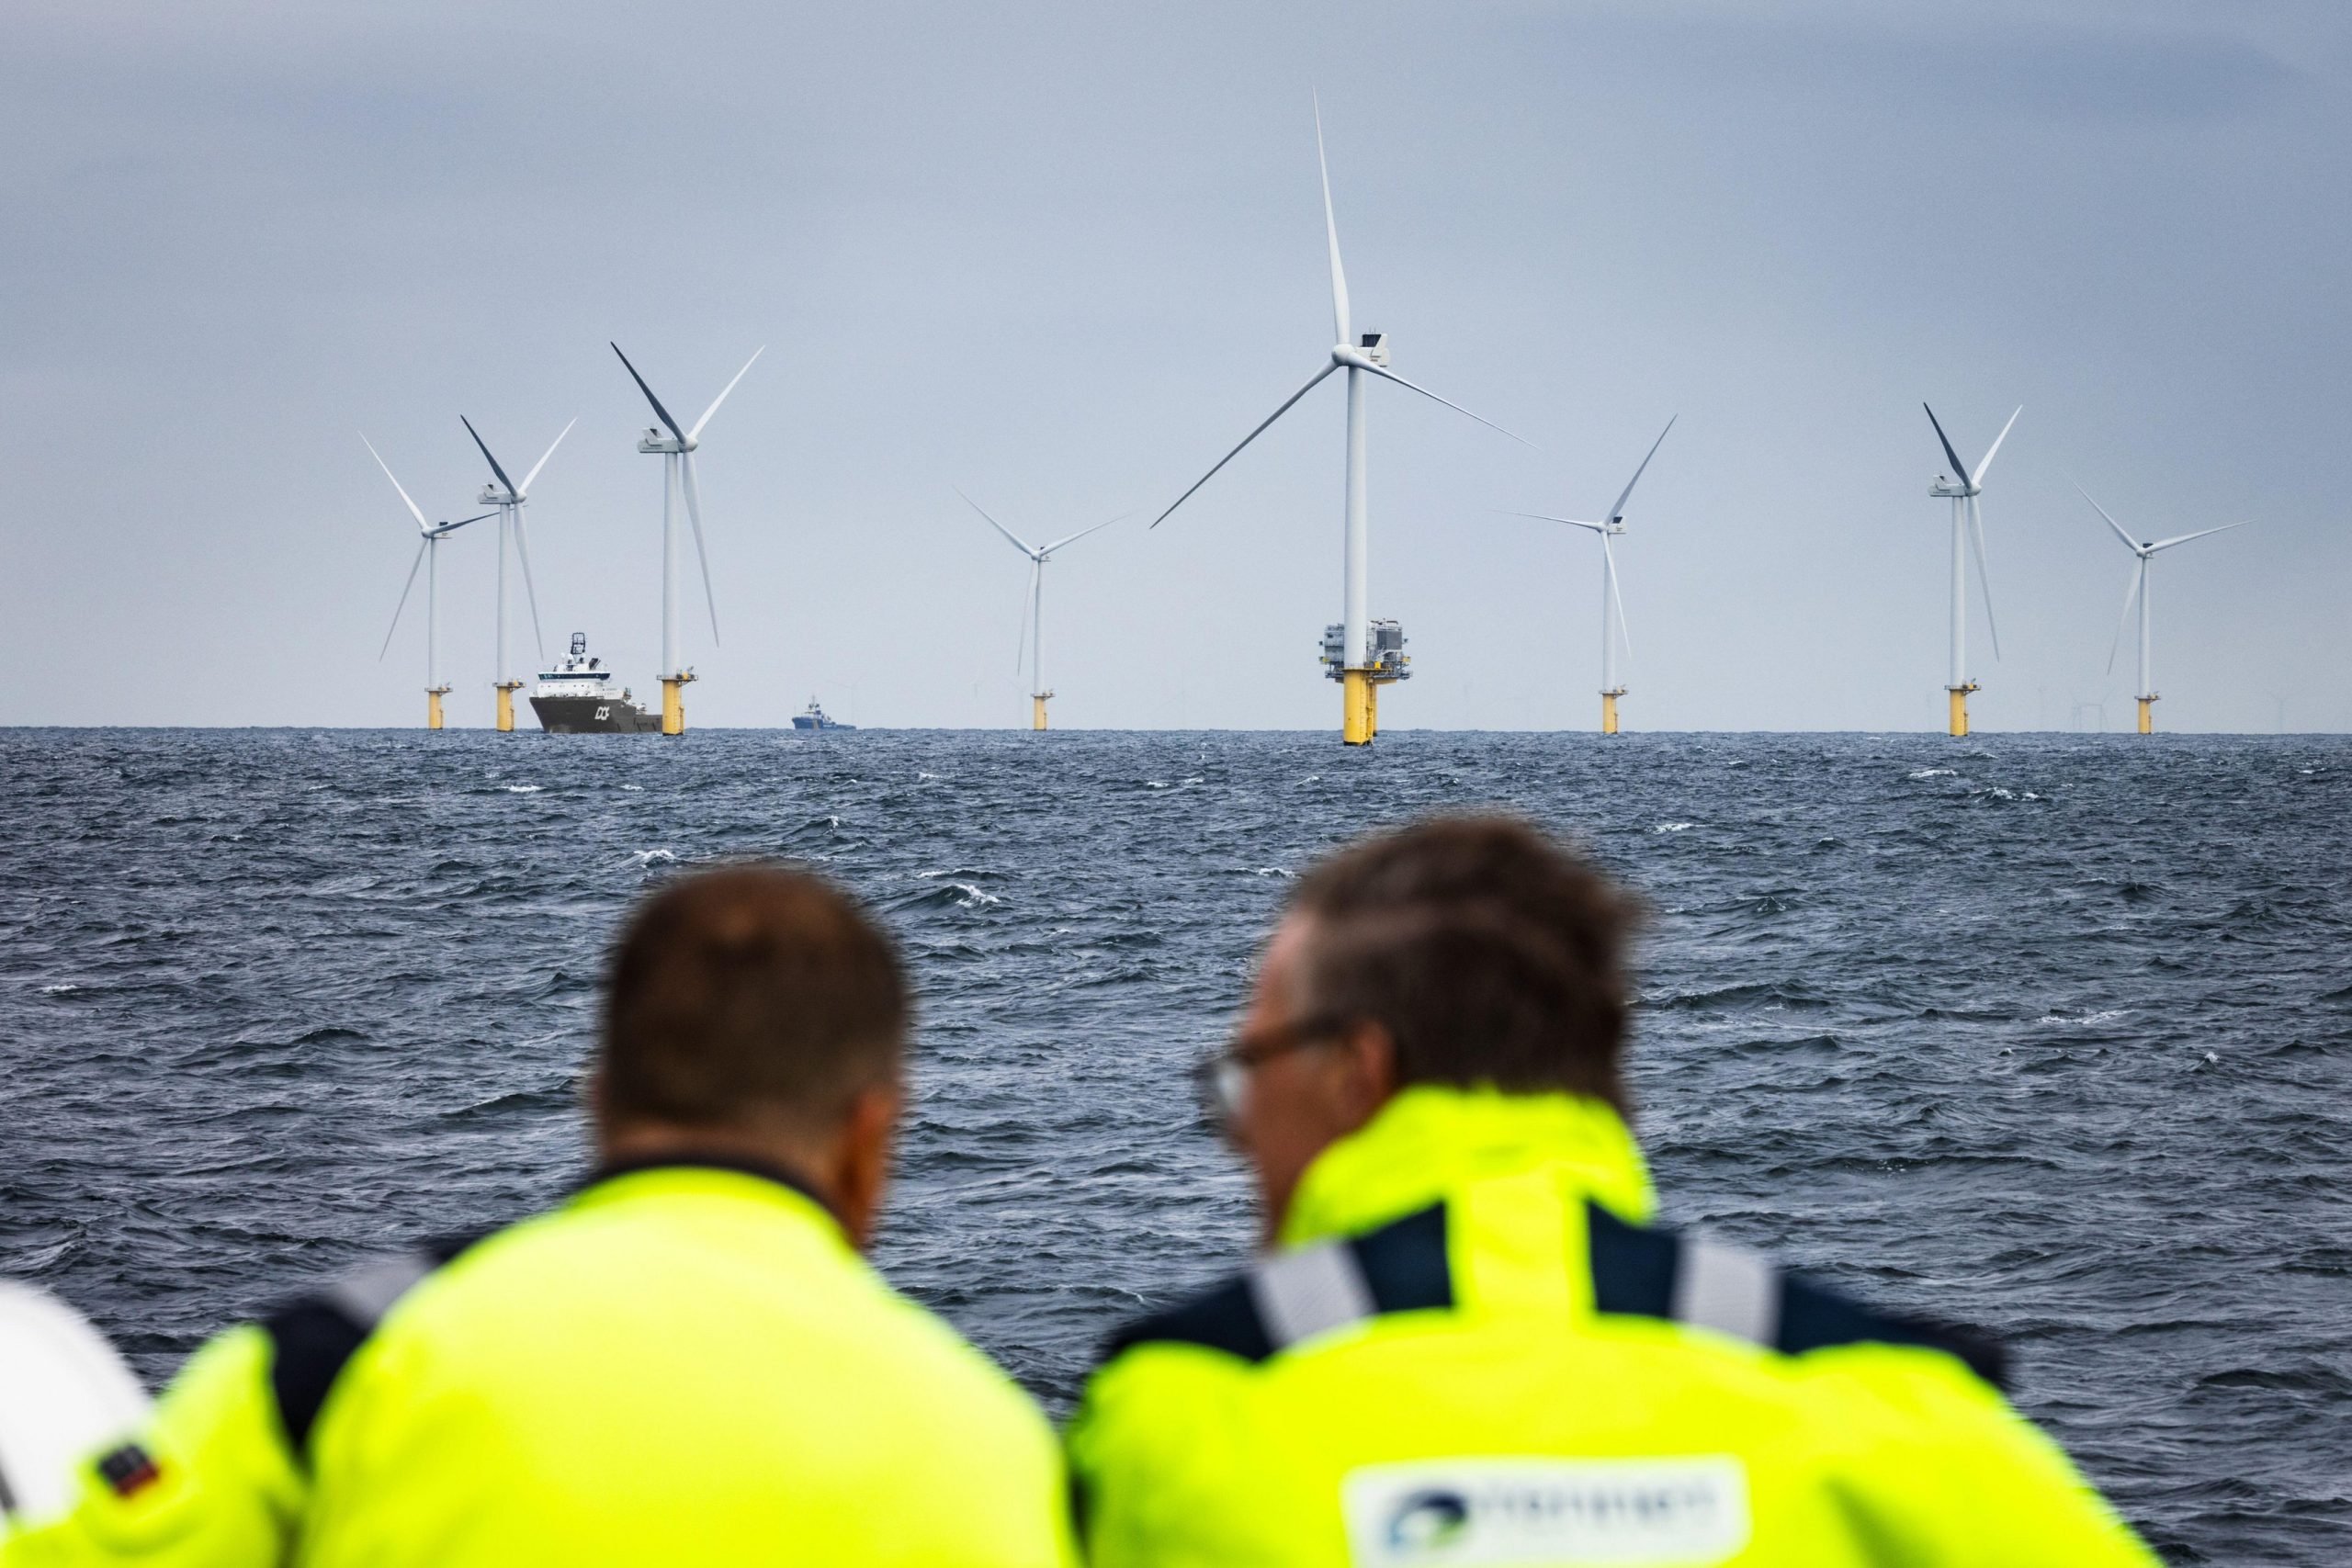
left=262, top=1231, right=484, bottom=1460
left=1582, top=1201, right=2008, bottom=1391
left=1349, top=1202, right=1453, bottom=1314
left=1097, top=1202, right=1453, bottom=1368
left=1585, top=1201, right=1678, bottom=1317
left=1098, top=1275, right=1277, bottom=1365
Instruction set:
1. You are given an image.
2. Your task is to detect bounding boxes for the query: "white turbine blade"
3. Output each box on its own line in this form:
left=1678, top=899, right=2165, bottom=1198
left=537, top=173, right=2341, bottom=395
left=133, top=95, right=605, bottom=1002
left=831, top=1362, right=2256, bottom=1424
left=2106, top=563, right=2142, bottom=675
left=1152, top=361, right=1340, bottom=528
left=1966, top=494, right=2001, bottom=661
left=2074, top=481, right=2143, bottom=555
left=680, top=451, right=722, bottom=644
left=956, top=488, right=1041, bottom=557
left=435, top=512, right=496, bottom=537
left=611, top=343, right=684, bottom=442
left=1601, top=529, right=1633, bottom=660
left=1362, top=364, right=1533, bottom=446
left=361, top=434, right=429, bottom=532
left=1497, top=509, right=1605, bottom=533
left=1971, top=406, right=2022, bottom=489
left=519, top=417, right=576, bottom=495
left=514, top=512, right=547, bottom=660
left=1922, top=404, right=1972, bottom=487
left=1605, top=414, right=1677, bottom=524
left=1040, top=511, right=1131, bottom=557
left=2148, top=520, right=2254, bottom=553
left=379, top=538, right=428, bottom=659
left=689, top=348, right=765, bottom=441
left=1313, top=93, right=1351, bottom=345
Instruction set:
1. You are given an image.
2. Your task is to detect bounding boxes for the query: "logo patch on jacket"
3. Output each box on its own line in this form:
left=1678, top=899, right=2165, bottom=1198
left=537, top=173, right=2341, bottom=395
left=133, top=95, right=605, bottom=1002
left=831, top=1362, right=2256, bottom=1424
left=96, top=1442, right=164, bottom=1499
left=1342, top=1456, right=1750, bottom=1566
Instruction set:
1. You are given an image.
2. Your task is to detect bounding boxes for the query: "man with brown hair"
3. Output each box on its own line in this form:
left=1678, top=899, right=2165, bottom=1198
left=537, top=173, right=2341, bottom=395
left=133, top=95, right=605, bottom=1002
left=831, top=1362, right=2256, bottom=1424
left=8, top=864, right=1076, bottom=1567
left=1069, top=814, right=2154, bottom=1567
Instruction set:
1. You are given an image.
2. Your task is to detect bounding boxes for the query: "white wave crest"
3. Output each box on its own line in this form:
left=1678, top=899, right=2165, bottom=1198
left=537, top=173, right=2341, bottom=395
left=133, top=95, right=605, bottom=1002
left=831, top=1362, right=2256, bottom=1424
left=503, top=784, right=544, bottom=794
left=41, top=983, right=80, bottom=995
left=632, top=849, right=677, bottom=867
left=1908, top=768, right=1956, bottom=780
left=1654, top=822, right=1696, bottom=833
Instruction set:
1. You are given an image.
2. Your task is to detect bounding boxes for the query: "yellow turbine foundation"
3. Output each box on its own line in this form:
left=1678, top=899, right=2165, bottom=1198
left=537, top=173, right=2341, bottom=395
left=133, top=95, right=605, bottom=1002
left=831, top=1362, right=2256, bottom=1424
left=1601, top=691, right=1623, bottom=736
left=426, top=688, right=447, bottom=731
left=661, top=673, right=694, bottom=737
left=1946, top=682, right=1977, bottom=738
left=2138, top=696, right=2154, bottom=734
left=1341, top=670, right=1374, bottom=745
left=1031, top=694, right=1049, bottom=732
left=494, top=681, right=522, bottom=733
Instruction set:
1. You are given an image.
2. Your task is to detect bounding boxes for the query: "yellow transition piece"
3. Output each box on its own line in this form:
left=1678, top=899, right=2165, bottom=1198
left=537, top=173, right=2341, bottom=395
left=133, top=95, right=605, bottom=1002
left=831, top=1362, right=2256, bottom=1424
left=662, top=674, right=693, bottom=737
left=494, top=681, right=522, bottom=734
left=1342, top=669, right=1374, bottom=745
left=1947, top=684, right=1973, bottom=738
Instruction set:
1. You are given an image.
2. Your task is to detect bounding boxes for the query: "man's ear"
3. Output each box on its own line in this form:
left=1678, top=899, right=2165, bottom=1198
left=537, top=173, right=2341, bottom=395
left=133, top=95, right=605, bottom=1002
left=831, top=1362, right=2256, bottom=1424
left=1336, top=1021, right=1400, bottom=1125
left=829, top=1079, right=904, bottom=1252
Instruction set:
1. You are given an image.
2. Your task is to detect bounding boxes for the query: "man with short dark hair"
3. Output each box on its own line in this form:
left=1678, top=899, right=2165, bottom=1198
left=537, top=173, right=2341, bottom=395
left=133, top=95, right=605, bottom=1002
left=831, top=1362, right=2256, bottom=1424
left=8, top=865, right=1076, bottom=1567
left=1069, top=815, right=2154, bottom=1566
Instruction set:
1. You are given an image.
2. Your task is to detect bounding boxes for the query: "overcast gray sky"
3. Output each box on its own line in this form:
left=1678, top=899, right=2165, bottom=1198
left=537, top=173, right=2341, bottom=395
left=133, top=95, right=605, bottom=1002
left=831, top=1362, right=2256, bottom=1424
left=4, top=0, right=2346, bottom=731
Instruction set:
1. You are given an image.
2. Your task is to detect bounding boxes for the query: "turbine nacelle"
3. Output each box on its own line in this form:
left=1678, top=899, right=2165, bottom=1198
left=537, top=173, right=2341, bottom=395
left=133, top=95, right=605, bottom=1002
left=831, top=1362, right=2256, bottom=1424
left=637, top=428, right=695, bottom=455
left=1332, top=332, right=1389, bottom=370
left=476, top=483, right=520, bottom=507
left=1928, top=475, right=1973, bottom=499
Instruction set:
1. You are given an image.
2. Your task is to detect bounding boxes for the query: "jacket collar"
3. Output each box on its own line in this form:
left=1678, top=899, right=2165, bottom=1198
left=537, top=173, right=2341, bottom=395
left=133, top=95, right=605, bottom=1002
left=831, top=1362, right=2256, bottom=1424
left=1277, top=1085, right=1655, bottom=1249
left=580, top=1152, right=842, bottom=1231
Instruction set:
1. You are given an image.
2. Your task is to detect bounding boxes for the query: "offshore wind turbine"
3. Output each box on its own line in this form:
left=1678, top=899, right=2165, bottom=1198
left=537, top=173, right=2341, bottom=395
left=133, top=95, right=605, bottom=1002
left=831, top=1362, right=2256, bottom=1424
left=1504, top=416, right=1675, bottom=734
left=364, top=436, right=492, bottom=729
left=2076, top=483, right=2252, bottom=734
left=1922, top=404, right=2019, bottom=736
left=611, top=344, right=763, bottom=736
left=957, top=491, right=1125, bottom=730
left=1151, top=100, right=1525, bottom=745
left=458, top=415, right=574, bottom=732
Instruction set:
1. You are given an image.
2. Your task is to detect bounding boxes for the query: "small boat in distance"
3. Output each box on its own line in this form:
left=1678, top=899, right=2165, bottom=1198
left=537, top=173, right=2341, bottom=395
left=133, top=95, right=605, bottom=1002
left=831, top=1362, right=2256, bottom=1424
left=791, top=697, right=854, bottom=732
left=530, top=634, right=661, bottom=733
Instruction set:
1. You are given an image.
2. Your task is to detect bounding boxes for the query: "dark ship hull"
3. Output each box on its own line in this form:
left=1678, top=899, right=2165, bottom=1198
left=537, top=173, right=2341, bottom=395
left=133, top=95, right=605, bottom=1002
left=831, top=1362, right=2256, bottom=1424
left=531, top=694, right=662, bottom=734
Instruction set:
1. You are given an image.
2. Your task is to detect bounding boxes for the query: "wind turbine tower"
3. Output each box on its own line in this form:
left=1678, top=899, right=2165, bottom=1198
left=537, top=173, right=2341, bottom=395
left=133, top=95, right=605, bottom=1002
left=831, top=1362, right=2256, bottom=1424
left=364, top=436, right=491, bottom=728
left=1152, top=101, right=1524, bottom=745
left=458, top=416, right=573, bottom=732
left=611, top=344, right=763, bottom=737
left=1506, top=417, right=1675, bottom=734
left=2076, top=483, right=2252, bottom=734
left=958, top=491, right=1125, bottom=730
left=1922, top=404, right=2018, bottom=736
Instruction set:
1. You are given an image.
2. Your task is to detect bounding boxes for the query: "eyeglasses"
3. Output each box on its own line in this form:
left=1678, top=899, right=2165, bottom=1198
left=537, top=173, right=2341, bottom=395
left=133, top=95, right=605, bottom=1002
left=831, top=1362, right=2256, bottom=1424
left=1192, top=1013, right=1350, bottom=1137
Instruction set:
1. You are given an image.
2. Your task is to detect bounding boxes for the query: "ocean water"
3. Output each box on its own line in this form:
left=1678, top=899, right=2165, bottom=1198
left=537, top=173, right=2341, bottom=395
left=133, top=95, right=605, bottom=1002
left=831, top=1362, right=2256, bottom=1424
left=1, top=728, right=2346, bottom=1562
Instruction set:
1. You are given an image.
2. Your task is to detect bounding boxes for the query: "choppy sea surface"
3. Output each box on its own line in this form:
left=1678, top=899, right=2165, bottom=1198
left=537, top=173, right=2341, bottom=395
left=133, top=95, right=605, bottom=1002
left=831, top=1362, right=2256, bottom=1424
left=2, top=728, right=2346, bottom=1562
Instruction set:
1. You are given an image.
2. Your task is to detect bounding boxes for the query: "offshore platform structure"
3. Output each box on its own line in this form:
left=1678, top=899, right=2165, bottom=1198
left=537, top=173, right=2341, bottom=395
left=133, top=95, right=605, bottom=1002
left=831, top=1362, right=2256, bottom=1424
left=1321, top=616, right=1409, bottom=734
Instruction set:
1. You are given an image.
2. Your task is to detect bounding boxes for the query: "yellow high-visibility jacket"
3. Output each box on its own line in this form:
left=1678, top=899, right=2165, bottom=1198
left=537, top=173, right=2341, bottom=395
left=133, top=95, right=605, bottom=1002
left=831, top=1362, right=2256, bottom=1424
left=1068, top=1088, right=2157, bottom=1567
left=6, top=1160, right=1077, bottom=1567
